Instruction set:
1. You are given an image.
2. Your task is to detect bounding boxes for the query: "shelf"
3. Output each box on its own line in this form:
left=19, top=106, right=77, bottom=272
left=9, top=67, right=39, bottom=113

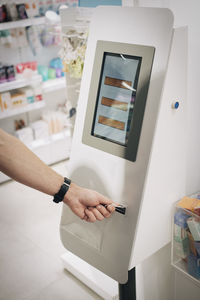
left=29, top=129, right=71, bottom=150
left=28, top=129, right=71, bottom=166
left=0, top=101, right=45, bottom=120
left=0, top=76, right=66, bottom=94
left=42, top=77, right=66, bottom=93
left=0, top=17, right=45, bottom=30
left=0, top=129, right=71, bottom=183
left=172, top=259, right=200, bottom=288
left=0, top=75, right=42, bottom=93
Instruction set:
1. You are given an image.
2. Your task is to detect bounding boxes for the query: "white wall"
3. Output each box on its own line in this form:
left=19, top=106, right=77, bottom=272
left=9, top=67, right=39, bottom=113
left=137, top=244, right=174, bottom=300
left=168, top=0, right=200, bottom=196
left=140, top=0, right=200, bottom=197
left=134, top=1, right=200, bottom=300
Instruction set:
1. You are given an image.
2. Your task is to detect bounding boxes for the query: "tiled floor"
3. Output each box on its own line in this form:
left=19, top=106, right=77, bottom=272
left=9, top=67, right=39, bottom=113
left=0, top=160, right=102, bottom=300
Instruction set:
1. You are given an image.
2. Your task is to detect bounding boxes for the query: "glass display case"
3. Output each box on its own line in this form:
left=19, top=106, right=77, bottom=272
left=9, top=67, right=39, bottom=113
left=172, top=192, right=200, bottom=286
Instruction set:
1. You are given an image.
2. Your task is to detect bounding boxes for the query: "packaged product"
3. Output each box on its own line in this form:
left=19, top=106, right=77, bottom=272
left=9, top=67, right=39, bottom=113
left=0, top=64, right=7, bottom=83
left=0, top=5, right=9, bottom=22
left=5, top=65, right=15, bottom=81
left=11, top=91, right=27, bottom=108
left=20, top=87, right=35, bottom=104
left=15, top=127, right=34, bottom=144
left=0, top=92, right=11, bottom=112
left=6, top=3, right=18, bottom=21
left=30, top=120, right=49, bottom=139
left=177, top=196, right=200, bottom=212
left=16, top=4, right=28, bottom=20
left=33, top=85, right=43, bottom=101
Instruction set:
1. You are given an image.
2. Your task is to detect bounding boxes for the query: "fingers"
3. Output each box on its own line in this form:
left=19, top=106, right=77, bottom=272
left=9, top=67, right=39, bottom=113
left=84, top=205, right=113, bottom=222
left=84, top=208, right=97, bottom=223
left=84, top=204, right=116, bottom=222
left=96, top=204, right=112, bottom=218
left=97, top=195, right=113, bottom=206
left=89, top=207, right=104, bottom=220
left=106, top=204, right=116, bottom=213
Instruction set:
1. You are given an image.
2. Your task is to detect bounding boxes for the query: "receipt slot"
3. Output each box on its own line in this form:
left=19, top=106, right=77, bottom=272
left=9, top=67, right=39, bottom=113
left=60, top=6, right=187, bottom=296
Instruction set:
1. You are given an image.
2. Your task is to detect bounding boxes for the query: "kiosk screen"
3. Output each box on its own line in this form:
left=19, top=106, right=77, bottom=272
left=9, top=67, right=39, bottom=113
left=92, top=53, right=142, bottom=146
left=83, top=41, right=155, bottom=162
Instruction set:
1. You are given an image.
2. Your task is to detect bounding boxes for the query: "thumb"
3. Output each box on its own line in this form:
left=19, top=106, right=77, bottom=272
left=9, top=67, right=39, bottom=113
left=97, top=193, right=113, bottom=206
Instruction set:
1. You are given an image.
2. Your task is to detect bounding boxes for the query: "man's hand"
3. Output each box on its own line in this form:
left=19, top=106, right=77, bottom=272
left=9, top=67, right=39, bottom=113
left=63, top=182, right=115, bottom=222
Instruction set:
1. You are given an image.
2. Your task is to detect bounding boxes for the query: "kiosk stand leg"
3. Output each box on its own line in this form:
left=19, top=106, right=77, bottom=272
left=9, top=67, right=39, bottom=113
left=118, top=268, right=136, bottom=300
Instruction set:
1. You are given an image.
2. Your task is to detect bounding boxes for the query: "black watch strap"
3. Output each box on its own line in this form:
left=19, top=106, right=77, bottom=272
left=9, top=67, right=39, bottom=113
left=53, top=177, right=71, bottom=203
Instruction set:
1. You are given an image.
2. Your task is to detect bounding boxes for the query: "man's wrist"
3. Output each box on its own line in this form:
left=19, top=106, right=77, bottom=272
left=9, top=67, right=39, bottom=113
left=53, top=177, right=71, bottom=203
left=63, top=182, right=77, bottom=206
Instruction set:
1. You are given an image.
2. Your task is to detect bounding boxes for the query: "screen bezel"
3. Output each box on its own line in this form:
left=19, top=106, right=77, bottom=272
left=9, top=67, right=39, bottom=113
left=82, top=40, right=155, bottom=162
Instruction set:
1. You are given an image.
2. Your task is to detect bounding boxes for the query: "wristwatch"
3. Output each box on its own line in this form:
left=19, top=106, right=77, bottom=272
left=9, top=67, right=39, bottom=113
left=53, top=177, right=71, bottom=203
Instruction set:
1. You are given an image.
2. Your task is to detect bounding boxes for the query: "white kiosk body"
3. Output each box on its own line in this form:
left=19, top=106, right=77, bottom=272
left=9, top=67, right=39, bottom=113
left=60, top=7, right=187, bottom=284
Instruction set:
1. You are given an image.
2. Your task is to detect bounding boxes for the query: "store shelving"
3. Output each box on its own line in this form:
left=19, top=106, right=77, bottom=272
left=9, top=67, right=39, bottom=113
left=42, top=77, right=66, bottom=93
left=30, top=128, right=71, bottom=165
left=0, top=13, right=74, bottom=184
left=0, top=129, right=71, bottom=183
left=0, top=76, right=67, bottom=94
left=30, top=129, right=71, bottom=150
left=0, top=101, right=45, bottom=120
left=0, top=75, right=42, bottom=93
left=0, top=17, right=45, bottom=30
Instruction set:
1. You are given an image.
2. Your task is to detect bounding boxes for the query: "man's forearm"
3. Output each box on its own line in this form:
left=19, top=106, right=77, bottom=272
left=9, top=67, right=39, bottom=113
left=0, top=129, right=115, bottom=222
left=0, top=129, right=63, bottom=196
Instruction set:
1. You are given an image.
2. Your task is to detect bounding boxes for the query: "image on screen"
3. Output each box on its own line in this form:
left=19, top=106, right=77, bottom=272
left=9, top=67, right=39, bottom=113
left=92, top=52, right=142, bottom=146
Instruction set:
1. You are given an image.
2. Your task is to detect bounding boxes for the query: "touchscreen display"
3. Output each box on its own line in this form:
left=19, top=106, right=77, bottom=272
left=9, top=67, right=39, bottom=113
left=92, top=52, right=142, bottom=146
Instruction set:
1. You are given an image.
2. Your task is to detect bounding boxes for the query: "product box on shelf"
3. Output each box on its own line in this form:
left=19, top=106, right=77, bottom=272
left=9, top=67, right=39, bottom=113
left=15, top=127, right=34, bottom=144
left=11, top=90, right=27, bottom=108
left=6, top=3, right=18, bottom=21
left=38, top=58, right=64, bottom=82
left=33, top=85, right=43, bottom=101
left=0, top=5, right=10, bottom=23
left=20, top=87, right=35, bottom=104
left=16, top=4, right=28, bottom=20
left=16, top=61, right=37, bottom=76
left=0, top=92, right=11, bottom=112
left=30, top=120, right=49, bottom=140
left=0, top=64, right=15, bottom=83
left=172, top=193, right=200, bottom=285
left=0, top=65, right=7, bottom=83
left=25, top=1, right=39, bottom=18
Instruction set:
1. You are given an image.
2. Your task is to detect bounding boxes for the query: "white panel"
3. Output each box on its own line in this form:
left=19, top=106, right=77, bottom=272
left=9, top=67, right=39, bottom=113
left=60, top=7, right=174, bottom=283
left=122, top=0, right=134, bottom=6
left=61, top=251, right=118, bottom=300
left=175, top=270, right=200, bottom=300
left=130, top=27, right=187, bottom=267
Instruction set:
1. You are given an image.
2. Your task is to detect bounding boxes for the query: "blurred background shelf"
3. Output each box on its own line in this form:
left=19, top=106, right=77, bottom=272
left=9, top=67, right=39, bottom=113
left=0, top=129, right=71, bottom=183
left=0, top=75, right=42, bottom=93
left=29, top=129, right=71, bottom=150
left=0, top=101, right=45, bottom=120
left=0, top=17, right=45, bottom=30
left=42, top=77, right=66, bottom=93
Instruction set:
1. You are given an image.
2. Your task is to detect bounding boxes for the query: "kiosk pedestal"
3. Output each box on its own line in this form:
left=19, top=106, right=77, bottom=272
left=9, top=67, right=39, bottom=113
left=119, top=268, right=136, bottom=300
left=60, top=6, right=187, bottom=299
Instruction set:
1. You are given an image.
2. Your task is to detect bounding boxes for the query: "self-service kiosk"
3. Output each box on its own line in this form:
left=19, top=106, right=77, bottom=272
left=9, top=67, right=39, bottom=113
left=60, top=6, right=187, bottom=299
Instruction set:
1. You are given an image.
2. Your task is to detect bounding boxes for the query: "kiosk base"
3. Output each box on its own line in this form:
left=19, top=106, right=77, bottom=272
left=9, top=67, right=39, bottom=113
left=61, top=251, right=118, bottom=300
left=119, top=268, right=136, bottom=300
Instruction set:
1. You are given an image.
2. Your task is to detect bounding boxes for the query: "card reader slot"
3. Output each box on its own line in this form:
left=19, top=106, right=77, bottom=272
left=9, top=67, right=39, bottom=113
left=98, top=115, right=125, bottom=131
left=101, top=97, right=128, bottom=111
left=104, top=76, right=132, bottom=90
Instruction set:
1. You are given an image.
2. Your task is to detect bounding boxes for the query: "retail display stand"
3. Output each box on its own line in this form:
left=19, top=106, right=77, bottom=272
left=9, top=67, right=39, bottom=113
left=60, top=6, right=187, bottom=299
